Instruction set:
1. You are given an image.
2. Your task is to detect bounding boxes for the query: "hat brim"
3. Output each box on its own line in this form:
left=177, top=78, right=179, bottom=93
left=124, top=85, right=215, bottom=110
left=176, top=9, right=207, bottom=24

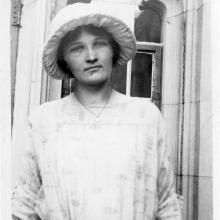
left=42, top=13, right=136, bottom=79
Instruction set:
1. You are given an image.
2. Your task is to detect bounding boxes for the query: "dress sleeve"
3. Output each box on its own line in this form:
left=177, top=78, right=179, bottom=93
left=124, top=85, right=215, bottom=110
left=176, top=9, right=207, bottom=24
left=156, top=113, right=182, bottom=220
left=12, top=119, right=42, bottom=220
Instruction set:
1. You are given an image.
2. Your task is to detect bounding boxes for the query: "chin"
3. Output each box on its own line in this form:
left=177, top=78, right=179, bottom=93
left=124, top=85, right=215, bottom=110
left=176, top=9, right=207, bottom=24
left=84, top=78, right=109, bottom=87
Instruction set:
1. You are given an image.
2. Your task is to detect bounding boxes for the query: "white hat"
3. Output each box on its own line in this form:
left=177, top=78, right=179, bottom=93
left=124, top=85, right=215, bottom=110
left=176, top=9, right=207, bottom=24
left=42, top=2, right=136, bottom=79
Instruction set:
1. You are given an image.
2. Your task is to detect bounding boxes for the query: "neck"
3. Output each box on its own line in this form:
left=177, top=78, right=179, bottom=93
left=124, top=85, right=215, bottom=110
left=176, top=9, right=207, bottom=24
left=74, top=81, right=112, bottom=107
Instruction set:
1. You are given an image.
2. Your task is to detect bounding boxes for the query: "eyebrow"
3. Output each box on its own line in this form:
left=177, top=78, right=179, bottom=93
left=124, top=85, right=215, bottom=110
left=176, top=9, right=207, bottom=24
left=68, top=41, right=83, bottom=47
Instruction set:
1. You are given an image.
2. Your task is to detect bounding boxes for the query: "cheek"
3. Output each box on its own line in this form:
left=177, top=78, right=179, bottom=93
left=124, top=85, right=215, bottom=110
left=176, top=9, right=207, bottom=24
left=64, top=56, right=80, bottom=73
left=103, top=50, right=114, bottom=69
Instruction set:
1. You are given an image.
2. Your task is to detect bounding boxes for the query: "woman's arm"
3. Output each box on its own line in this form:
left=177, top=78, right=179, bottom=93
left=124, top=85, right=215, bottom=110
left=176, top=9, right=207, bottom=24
left=12, top=120, right=42, bottom=220
left=156, top=114, right=182, bottom=220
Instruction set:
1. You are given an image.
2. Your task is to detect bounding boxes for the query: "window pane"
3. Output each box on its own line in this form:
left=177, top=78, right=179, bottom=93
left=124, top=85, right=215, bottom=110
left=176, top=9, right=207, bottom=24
left=135, top=8, right=161, bottom=43
left=61, top=78, right=75, bottom=97
left=61, top=78, right=71, bottom=97
left=110, top=64, right=127, bottom=94
left=131, top=52, right=152, bottom=98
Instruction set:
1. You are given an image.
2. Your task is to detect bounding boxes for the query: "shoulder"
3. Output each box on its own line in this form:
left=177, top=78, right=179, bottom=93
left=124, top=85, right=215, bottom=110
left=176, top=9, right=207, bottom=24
left=129, top=96, right=159, bottom=112
left=125, top=95, right=161, bottom=119
left=112, top=91, right=162, bottom=122
left=28, top=95, right=72, bottom=127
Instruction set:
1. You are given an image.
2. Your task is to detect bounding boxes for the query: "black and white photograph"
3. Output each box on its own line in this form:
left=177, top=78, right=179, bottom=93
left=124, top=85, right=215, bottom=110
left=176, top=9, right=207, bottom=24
left=0, top=0, right=216, bottom=219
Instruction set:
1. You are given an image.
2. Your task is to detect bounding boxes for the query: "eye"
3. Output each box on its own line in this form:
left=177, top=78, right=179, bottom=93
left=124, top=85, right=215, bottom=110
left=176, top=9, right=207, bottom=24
left=69, top=45, right=84, bottom=54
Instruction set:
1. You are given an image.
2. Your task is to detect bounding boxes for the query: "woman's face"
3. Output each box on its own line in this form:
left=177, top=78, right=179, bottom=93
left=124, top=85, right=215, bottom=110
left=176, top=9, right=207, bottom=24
left=62, top=29, right=114, bottom=86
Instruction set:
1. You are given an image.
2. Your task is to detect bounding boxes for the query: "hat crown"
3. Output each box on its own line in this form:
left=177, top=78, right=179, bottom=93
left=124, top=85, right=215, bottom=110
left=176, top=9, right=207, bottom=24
left=50, top=2, right=134, bottom=35
left=50, top=3, right=97, bottom=34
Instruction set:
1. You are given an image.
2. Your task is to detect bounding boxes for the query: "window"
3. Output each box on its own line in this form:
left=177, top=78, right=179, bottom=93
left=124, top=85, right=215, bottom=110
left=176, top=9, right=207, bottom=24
left=61, top=1, right=164, bottom=109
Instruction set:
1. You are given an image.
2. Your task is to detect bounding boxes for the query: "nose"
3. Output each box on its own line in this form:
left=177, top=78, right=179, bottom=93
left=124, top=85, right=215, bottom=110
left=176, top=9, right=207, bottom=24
left=86, top=47, right=98, bottom=64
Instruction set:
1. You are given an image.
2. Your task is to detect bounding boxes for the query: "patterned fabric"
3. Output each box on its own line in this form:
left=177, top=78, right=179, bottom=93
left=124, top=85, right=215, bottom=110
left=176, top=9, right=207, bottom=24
left=12, top=91, right=181, bottom=220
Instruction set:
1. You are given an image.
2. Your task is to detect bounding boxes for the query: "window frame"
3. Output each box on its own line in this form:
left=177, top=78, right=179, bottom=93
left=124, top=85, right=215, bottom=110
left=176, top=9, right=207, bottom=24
left=125, top=41, right=163, bottom=108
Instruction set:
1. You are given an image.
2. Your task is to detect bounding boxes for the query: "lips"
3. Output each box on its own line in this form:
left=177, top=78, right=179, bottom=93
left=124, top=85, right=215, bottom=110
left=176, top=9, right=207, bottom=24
left=84, top=65, right=102, bottom=71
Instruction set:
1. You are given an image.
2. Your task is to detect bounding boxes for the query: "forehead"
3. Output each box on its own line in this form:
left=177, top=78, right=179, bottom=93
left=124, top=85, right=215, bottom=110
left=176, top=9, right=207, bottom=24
left=62, top=26, right=112, bottom=45
left=70, top=30, right=109, bottom=43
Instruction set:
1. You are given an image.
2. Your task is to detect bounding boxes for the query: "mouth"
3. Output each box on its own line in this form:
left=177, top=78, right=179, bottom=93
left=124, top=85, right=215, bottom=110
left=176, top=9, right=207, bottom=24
left=84, top=65, right=102, bottom=72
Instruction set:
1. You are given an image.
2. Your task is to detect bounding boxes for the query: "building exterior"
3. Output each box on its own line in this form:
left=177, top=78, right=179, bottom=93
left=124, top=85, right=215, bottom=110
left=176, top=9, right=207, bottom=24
left=9, top=0, right=212, bottom=219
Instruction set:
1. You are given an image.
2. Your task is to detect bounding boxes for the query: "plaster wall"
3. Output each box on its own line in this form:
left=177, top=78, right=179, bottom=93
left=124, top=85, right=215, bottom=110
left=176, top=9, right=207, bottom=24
left=179, top=0, right=212, bottom=219
left=12, top=1, right=38, bottom=184
left=0, top=1, right=12, bottom=219
left=197, top=1, right=212, bottom=220
left=212, top=1, right=220, bottom=219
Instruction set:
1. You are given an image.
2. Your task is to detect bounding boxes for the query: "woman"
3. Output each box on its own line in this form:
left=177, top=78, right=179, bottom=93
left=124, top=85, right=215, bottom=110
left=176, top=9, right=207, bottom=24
left=12, top=2, right=182, bottom=220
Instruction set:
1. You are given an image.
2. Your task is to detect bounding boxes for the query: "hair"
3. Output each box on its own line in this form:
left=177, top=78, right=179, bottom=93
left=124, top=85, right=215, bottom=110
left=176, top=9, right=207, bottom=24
left=57, top=25, right=120, bottom=78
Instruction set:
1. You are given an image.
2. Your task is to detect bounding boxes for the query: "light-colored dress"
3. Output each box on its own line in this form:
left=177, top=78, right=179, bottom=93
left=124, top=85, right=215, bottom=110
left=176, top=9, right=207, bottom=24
left=12, top=91, right=181, bottom=220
